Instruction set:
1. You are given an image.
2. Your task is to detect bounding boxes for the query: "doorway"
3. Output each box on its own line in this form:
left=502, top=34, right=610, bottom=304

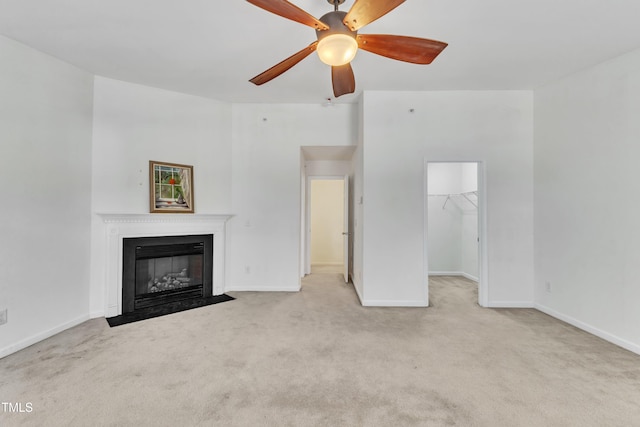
left=425, top=161, right=487, bottom=307
left=305, top=176, right=350, bottom=282
left=299, top=146, right=355, bottom=285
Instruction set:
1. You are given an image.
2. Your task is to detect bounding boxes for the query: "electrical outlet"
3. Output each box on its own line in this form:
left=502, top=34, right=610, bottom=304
left=545, top=281, right=552, bottom=293
left=0, top=308, right=7, bottom=326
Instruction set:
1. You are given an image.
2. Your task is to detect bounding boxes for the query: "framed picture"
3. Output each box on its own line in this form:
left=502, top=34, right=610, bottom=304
left=149, top=161, right=194, bottom=213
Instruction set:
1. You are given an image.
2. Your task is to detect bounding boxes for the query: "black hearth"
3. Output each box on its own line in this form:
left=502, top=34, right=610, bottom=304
left=122, top=234, right=213, bottom=314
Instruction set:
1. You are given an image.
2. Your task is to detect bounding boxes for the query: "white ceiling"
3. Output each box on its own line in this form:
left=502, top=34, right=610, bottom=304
left=1, top=0, right=639, bottom=104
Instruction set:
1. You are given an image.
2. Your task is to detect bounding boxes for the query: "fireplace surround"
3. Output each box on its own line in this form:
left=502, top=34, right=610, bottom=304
left=97, top=214, right=231, bottom=318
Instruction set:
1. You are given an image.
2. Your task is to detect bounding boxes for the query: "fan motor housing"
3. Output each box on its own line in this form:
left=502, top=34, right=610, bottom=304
left=316, top=11, right=357, bottom=41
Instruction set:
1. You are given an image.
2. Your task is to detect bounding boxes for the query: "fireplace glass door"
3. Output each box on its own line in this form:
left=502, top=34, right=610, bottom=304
left=134, top=243, right=204, bottom=309
left=122, top=235, right=213, bottom=314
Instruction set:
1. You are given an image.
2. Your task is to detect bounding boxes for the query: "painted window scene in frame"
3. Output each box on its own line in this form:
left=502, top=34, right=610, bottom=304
left=150, top=161, right=194, bottom=213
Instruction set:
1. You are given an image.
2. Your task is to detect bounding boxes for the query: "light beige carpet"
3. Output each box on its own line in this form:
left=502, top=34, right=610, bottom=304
left=1, top=274, right=639, bottom=426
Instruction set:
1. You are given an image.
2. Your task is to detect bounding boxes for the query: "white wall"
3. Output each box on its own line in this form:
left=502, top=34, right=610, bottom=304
left=428, top=163, right=463, bottom=194
left=305, top=160, right=351, bottom=176
left=90, top=77, right=232, bottom=315
left=228, top=103, right=356, bottom=291
left=534, top=48, right=640, bottom=353
left=351, top=99, right=365, bottom=298
left=461, top=163, right=478, bottom=193
left=461, top=163, right=479, bottom=279
left=0, top=35, right=94, bottom=357
left=461, top=211, right=479, bottom=280
left=427, top=163, right=463, bottom=273
left=310, top=180, right=344, bottom=265
left=361, top=91, right=534, bottom=307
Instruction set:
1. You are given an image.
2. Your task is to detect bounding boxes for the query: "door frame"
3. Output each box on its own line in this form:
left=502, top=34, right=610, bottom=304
left=424, top=160, right=488, bottom=307
left=304, top=175, right=349, bottom=279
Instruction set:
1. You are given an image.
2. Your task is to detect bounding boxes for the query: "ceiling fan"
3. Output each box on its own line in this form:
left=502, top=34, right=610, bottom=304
left=246, top=0, right=448, bottom=98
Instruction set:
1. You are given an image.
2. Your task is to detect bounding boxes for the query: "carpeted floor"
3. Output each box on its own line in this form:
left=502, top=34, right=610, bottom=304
left=1, top=274, right=639, bottom=426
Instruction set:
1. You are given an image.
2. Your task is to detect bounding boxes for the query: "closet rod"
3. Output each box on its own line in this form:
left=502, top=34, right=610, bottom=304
left=461, top=193, right=478, bottom=208
left=428, top=191, right=478, bottom=209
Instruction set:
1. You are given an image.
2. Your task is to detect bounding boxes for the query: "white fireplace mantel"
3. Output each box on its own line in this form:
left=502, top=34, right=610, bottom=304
left=97, top=213, right=232, bottom=318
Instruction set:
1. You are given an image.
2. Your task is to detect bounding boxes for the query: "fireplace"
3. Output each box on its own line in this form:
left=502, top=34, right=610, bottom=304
left=122, top=234, right=213, bottom=314
left=96, top=213, right=231, bottom=319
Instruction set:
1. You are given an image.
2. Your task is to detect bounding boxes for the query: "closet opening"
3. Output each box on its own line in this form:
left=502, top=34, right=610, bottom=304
left=425, top=161, right=487, bottom=307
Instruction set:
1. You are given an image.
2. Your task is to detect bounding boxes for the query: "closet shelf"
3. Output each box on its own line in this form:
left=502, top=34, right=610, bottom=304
left=428, top=191, right=478, bottom=209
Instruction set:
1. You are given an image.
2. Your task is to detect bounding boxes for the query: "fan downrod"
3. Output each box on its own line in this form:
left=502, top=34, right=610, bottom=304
left=326, top=0, right=345, bottom=11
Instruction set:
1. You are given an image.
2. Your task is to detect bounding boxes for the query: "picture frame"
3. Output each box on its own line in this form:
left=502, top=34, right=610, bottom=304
left=149, top=161, right=194, bottom=213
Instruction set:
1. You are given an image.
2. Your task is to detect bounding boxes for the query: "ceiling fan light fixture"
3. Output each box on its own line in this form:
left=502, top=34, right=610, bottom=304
left=247, top=0, right=447, bottom=98
left=317, top=34, right=358, bottom=66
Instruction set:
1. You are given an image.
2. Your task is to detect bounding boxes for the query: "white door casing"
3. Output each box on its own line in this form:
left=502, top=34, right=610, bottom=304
left=343, top=175, right=350, bottom=283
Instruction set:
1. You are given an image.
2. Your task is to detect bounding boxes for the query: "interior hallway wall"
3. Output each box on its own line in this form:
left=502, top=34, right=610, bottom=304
left=228, top=104, right=357, bottom=292
left=461, top=163, right=479, bottom=280
left=310, top=180, right=344, bottom=265
left=352, top=100, right=365, bottom=298
left=361, top=90, right=534, bottom=307
left=0, top=35, right=94, bottom=357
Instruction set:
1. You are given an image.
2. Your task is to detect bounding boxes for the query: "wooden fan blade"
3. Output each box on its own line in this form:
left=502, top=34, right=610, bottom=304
left=357, top=34, right=448, bottom=64
left=246, top=0, right=329, bottom=30
left=343, top=0, right=406, bottom=31
left=250, top=42, right=318, bottom=85
left=331, top=64, right=356, bottom=98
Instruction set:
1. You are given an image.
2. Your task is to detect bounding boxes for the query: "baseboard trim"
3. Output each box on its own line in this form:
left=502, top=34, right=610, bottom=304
left=461, top=273, right=479, bottom=282
left=0, top=314, right=90, bottom=359
left=487, top=301, right=534, bottom=308
left=351, top=276, right=364, bottom=305
left=225, top=285, right=301, bottom=293
left=429, top=271, right=479, bottom=282
left=535, top=303, right=640, bottom=356
left=90, top=310, right=105, bottom=319
left=428, top=271, right=462, bottom=276
left=349, top=277, right=426, bottom=307
left=362, top=299, right=428, bottom=307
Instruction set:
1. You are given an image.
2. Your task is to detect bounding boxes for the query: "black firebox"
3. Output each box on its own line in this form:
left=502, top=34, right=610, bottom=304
left=121, top=234, right=213, bottom=315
